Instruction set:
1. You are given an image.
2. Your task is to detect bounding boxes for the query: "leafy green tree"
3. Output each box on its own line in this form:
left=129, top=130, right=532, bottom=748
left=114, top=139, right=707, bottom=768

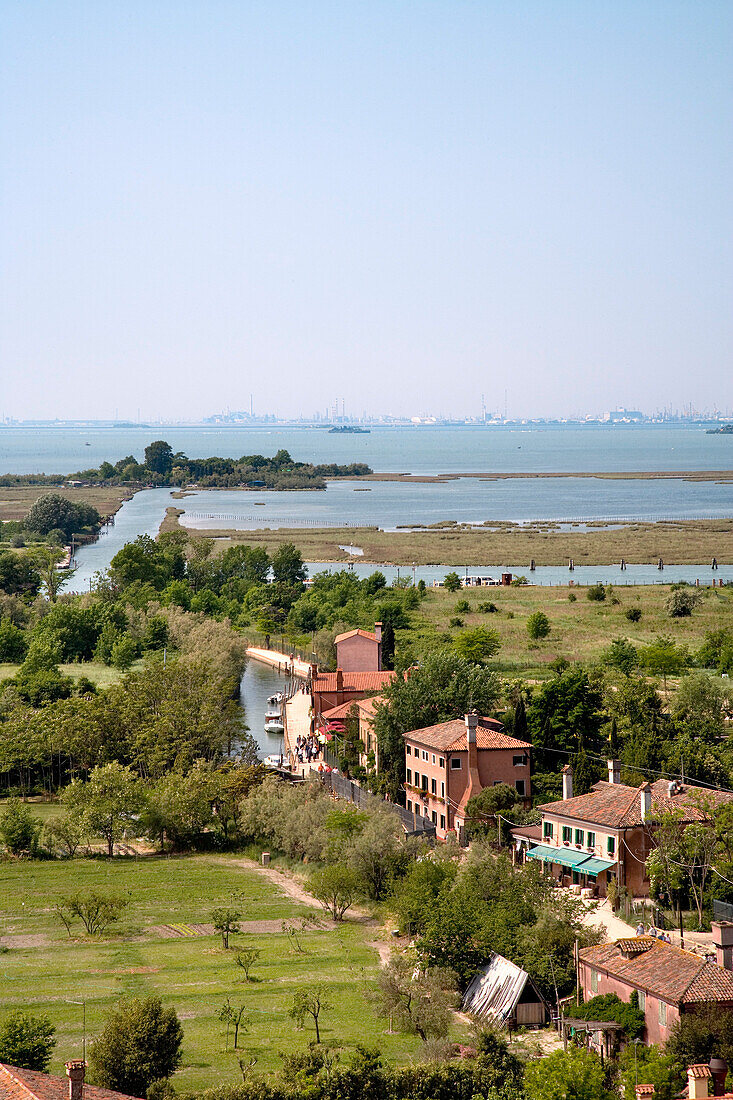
left=144, top=441, right=174, bottom=475
left=25, top=493, right=100, bottom=538
left=0, top=550, right=42, bottom=598
left=665, top=1004, right=733, bottom=1074
left=375, top=955, right=457, bottom=1041
left=89, top=996, right=183, bottom=1096
left=672, top=671, right=727, bottom=740
left=234, top=946, right=260, bottom=981
left=31, top=546, right=71, bottom=602
left=442, top=572, right=461, bottom=592
left=218, top=997, right=249, bottom=1050
left=526, top=611, right=550, bottom=639
left=0, top=1010, right=56, bottom=1070
left=639, top=635, right=690, bottom=691
left=289, top=986, right=331, bottom=1045
left=143, top=764, right=218, bottom=850
left=0, top=799, right=41, bottom=855
left=308, top=863, right=362, bottom=920
left=380, top=620, right=395, bottom=670
left=212, top=907, right=241, bottom=949
left=391, top=855, right=458, bottom=936
left=373, top=651, right=500, bottom=799
left=667, top=587, right=702, bottom=618
left=109, top=534, right=185, bottom=590
left=524, top=1047, right=614, bottom=1100
left=602, top=637, right=639, bottom=675
left=0, top=618, right=27, bottom=662
left=271, top=543, right=306, bottom=586
left=465, top=783, right=521, bottom=840
left=453, top=626, right=501, bottom=663
left=618, top=1045, right=683, bottom=1100
left=527, top=668, right=604, bottom=771
left=55, top=890, right=128, bottom=935
left=61, top=763, right=146, bottom=857
left=348, top=811, right=408, bottom=900
left=111, top=635, right=137, bottom=670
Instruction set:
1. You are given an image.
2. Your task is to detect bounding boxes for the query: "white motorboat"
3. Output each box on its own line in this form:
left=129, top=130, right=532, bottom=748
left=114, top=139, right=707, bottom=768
left=267, top=692, right=284, bottom=706
left=263, top=754, right=284, bottom=768
left=264, top=718, right=285, bottom=735
left=265, top=705, right=282, bottom=720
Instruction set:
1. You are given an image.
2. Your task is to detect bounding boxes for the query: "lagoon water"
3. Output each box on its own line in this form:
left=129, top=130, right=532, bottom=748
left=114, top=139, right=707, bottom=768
left=3, top=425, right=728, bottom=590
left=1, top=422, right=732, bottom=476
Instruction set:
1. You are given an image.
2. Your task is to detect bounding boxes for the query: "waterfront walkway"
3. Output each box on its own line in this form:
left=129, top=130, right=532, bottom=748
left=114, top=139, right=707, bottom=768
left=283, top=689, right=320, bottom=777
left=246, top=646, right=311, bottom=679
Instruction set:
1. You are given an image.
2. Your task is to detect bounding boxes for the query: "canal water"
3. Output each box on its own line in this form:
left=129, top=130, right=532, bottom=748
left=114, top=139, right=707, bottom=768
left=239, top=658, right=290, bottom=762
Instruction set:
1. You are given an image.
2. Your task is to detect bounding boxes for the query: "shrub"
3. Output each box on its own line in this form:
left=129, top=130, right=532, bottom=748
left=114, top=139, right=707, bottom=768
left=442, top=572, right=461, bottom=592
left=477, top=601, right=498, bottom=613
left=453, top=627, right=501, bottom=663
left=89, top=996, right=183, bottom=1097
left=454, top=599, right=470, bottom=613
left=527, top=611, right=550, bottom=639
left=449, top=617, right=464, bottom=628
left=667, top=588, right=702, bottom=618
left=0, top=800, right=41, bottom=855
left=587, top=583, right=606, bottom=602
left=568, top=593, right=577, bottom=602
left=0, top=1010, right=56, bottom=1070
left=625, top=607, right=642, bottom=622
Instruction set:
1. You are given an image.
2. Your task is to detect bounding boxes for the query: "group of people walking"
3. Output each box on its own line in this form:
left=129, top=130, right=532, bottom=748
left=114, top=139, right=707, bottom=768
left=294, top=733, right=323, bottom=765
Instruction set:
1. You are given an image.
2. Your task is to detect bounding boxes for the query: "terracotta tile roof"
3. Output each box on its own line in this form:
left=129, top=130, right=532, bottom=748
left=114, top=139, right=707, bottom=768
left=0, top=1066, right=142, bottom=1100
left=579, top=938, right=733, bottom=1005
left=404, top=716, right=530, bottom=753
left=539, top=779, right=733, bottom=829
left=312, top=671, right=395, bottom=692
left=321, top=695, right=386, bottom=722
left=334, top=629, right=377, bottom=643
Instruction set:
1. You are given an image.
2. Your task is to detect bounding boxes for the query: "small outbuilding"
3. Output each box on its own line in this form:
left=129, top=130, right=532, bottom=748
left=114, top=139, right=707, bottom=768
left=462, top=952, right=549, bottom=1029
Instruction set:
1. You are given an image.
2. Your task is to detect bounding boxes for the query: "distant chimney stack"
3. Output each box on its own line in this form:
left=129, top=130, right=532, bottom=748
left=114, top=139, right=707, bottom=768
left=465, top=711, right=479, bottom=741
left=709, top=1057, right=728, bottom=1096
left=711, top=922, right=733, bottom=971
left=608, top=759, right=621, bottom=785
left=374, top=622, right=382, bottom=670
left=687, top=1065, right=712, bottom=1099
left=640, top=782, right=652, bottom=822
left=562, top=764, right=573, bottom=801
left=374, top=622, right=382, bottom=642
left=65, top=1061, right=86, bottom=1100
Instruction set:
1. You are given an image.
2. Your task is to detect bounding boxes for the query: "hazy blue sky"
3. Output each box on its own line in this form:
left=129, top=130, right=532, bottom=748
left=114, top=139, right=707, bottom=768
left=1, top=2, right=731, bottom=421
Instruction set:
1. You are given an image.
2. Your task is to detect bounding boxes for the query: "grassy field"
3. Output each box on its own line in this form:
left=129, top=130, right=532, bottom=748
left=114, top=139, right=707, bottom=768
left=405, top=581, right=733, bottom=677
left=162, top=509, right=733, bottom=567
left=0, top=662, right=134, bottom=687
left=0, top=854, right=445, bottom=1090
left=0, top=486, right=133, bottom=523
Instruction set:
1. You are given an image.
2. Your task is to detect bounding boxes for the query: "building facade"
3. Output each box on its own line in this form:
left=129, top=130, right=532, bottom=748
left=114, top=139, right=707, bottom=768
left=520, top=762, right=733, bottom=897
left=404, top=712, right=531, bottom=840
left=334, top=624, right=382, bottom=672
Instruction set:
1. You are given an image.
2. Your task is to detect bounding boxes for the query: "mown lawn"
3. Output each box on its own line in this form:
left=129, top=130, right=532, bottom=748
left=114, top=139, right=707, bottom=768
left=0, top=662, right=138, bottom=687
left=405, top=582, right=733, bottom=679
left=0, top=854, right=442, bottom=1090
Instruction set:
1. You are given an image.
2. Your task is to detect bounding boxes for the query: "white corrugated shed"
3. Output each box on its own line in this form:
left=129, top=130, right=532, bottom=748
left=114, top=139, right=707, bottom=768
left=462, top=952, right=540, bottom=1024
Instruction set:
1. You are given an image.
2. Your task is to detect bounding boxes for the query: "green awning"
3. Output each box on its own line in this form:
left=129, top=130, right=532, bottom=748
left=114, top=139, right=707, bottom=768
left=580, top=857, right=615, bottom=875
left=527, top=845, right=615, bottom=875
left=527, top=844, right=590, bottom=870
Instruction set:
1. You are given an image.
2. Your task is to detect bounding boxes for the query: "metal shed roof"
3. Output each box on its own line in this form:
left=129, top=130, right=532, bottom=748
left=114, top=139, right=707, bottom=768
left=462, top=953, right=545, bottom=1024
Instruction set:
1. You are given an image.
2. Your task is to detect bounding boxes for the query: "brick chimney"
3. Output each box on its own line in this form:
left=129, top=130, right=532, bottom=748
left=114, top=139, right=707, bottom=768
left=562, top=764, right=573, bottom=801
left=709, top=1057, right=728, bottom=1096
left=462, top=712, right=481, bottom=807
left=374, top=622, right=383, bottom=671
left=711, top=922, right=733, bottom=971
left=640, top=782, right=652, bottom=822
left=336, top=668, right=344, bottom=704
left=687, top=1065, right=712, bottom=1099
left=65, top=1061, right=86, bottom=1100
left=608, top=759, right=621, bottom=785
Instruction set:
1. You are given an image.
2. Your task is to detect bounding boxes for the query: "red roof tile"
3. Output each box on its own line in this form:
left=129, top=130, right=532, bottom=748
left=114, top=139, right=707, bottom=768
left=579, top=938, right=733, bottom=1005
left=539, top=779, right=733, bottom=830
left=404, top=716, right=529, bottom=753
left=312, top=671, right=395, bottom=692
left=0, top=1066, right=142, bottom=1100
left=321, top=695, right=386, bottom=722
left=334, top=629, right=378, bottom=643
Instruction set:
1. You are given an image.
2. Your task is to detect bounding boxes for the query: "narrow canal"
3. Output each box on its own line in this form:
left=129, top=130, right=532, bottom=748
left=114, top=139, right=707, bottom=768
left=239, top=658, right=290, bottom=762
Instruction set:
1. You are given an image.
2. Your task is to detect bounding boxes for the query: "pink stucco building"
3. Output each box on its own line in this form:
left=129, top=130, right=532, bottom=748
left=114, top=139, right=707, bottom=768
left=335, top=624, right=382, bottom=672
left=579, top=926, right=733, bottom=1047
left=404, top=712, right=531, bottom=840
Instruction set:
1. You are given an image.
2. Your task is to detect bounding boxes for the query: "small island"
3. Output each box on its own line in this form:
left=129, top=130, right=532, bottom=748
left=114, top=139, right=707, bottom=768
left=328, top=425, right=370, bottom=434
left=706, top=424, right=733, bottom=434
left=0, top=440, right=373, bottom=491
